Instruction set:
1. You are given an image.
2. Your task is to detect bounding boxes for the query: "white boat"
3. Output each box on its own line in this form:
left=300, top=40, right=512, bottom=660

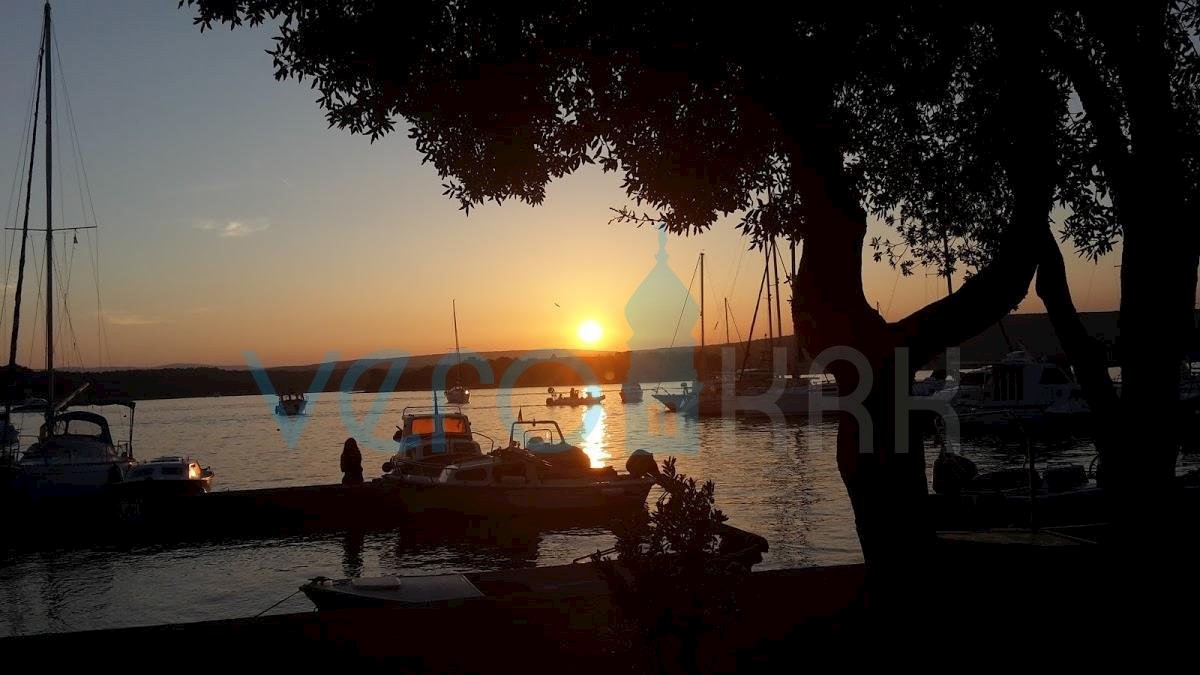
left=275, top=392, right=307, bottom=416
left=619, top=382, right=643, bottom=403
left=444, top=300, right=470, bottom=405
left=301, top=573, right=486, bottom=610
left=6, top=5, right=137, bottom=498
left=114, top=455, right=214, bottom=497
left=379, top=412, right=655, bottom=515
left=924, top=351, right=1087, bottom=429
left=17, top=402, right=136, bottom=497
left=670, top=372, right=840, bottom=417
left=651, top=382, right=696, bottom=412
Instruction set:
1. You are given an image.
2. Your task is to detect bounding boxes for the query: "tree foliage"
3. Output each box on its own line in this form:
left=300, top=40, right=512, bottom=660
left=591, top=457, right=747, bottom=672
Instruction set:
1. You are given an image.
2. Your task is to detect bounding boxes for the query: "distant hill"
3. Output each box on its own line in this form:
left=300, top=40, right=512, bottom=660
left=9, top=311, right=1194, bottom=401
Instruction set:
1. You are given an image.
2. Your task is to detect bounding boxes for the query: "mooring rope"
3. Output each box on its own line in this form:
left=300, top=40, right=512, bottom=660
left=255, top=588, right=302, bottom=618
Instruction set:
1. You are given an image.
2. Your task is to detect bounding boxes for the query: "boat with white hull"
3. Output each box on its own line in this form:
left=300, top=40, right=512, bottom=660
left=379, top=411, right=655, bottom=515
left=5, top=5, right=139, bottom=499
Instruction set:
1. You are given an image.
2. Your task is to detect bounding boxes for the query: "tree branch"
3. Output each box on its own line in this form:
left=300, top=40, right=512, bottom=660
left=1034, top=226, right=1120, bottom=462
left=1046, top=36, right=1134, bottom=205
left=893, top=19, right=1059, bottom=367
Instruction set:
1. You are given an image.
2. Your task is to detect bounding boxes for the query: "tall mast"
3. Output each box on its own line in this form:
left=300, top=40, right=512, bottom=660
left=724, top=298, right=730, bottom=346
left=699, top=252, right=705, bottom=380
left=772, top=238, right=783, bottom=343
left=6, top=29, right=45, bottom=406
left=452, top=299, right=462, bottom=386
left=43, top=1, right=54, bottom=427
left=764, top=246, right=774, bottom=348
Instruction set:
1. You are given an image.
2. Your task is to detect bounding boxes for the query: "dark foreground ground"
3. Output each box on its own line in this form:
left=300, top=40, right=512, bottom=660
left=4, top=531, right=1195, bottom=671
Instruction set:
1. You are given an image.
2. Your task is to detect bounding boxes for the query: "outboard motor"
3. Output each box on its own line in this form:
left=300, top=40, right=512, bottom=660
left=932, top=452, right=978, bottom=496
left=626, top=449, right=659, bottom=479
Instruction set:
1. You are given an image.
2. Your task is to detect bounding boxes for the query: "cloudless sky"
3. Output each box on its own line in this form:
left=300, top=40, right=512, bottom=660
left=0, top=1, right=1123, bottom=368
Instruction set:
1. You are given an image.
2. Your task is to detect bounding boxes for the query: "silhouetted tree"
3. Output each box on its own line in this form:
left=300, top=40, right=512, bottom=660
left=183, top=1, right=1197, bottom=591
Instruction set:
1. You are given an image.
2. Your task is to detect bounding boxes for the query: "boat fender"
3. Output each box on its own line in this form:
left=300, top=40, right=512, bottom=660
left=382, top=461, right=394, bottom=473
left=626, top=449, right=658, bottom=478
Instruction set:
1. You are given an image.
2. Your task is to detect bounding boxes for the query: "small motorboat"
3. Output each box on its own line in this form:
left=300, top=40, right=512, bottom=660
left=301, top=573, right=486, bottom=611
left=301, top=523, right=768, bottom=611
left=545, top=387, right=605, bottom=407
left=378, top=414, right=656, bottom=516
left=619, top=382, right=643, bottom=403
left=445, top=384, right=470, bottom=405
left=112, top=455, right=214, bottom=497
left=275, top=393, right=307, bottom=416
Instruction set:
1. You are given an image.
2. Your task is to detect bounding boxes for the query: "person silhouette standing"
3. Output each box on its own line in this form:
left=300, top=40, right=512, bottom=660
left=340, top=438, right=364, bottom=485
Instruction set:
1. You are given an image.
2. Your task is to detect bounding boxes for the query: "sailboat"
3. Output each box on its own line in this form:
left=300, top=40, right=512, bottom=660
left=7, top=3, right=136, bottom=497
left=445, top=300, right=470, bottom=405
left=651, top=252, right=706, bottom=412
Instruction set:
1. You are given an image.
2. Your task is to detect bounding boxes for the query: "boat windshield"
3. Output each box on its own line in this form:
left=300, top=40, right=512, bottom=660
left=410, top=416, right=469, bottom=435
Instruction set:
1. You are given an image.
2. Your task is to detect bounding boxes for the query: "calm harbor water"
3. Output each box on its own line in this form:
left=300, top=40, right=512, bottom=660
left=0, top=382, right=1153, bottom=637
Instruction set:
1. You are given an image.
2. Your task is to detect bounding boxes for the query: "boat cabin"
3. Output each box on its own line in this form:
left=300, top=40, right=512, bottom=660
left=24, top=406, right=133, bottom=462
left=392, top=406, right=489, bottom=462
left=507, top=419, right=592, bottom=473
left=124, top=456, right=209, bottom=482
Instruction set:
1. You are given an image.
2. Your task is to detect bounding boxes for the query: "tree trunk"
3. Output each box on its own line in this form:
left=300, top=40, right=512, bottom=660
left=1034, top=228, right=1120, bottom=463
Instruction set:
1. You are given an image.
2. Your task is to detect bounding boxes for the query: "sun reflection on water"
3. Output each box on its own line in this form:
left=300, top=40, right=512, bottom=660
left=580, top=405, right=609, bottom=468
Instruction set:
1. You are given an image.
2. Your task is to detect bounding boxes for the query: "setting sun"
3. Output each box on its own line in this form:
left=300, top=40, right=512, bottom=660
left=577, top=319, right=604, bottom=345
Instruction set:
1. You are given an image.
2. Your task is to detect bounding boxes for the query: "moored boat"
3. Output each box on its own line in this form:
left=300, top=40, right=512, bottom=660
left=300, top=522, right=769, bottom=610
left=619, top=382, right=643, bottom=403
left=112, top=455, right=214, bottom=497
left=15, top=401, right=137, bottom=498
left=444, top=300, right=471, bottom=405
left=379, top=413, right=654, bottom=516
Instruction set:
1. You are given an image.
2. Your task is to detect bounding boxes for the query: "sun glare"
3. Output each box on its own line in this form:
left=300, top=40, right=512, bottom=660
left=578, top=319, right=603, bottom=345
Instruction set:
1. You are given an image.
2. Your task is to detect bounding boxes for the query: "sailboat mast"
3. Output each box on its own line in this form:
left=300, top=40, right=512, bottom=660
left=452, top=299, right=462, bottom=386
left=699, top=252, right=705, bottom=380
left=7, top=34, right=44, bottom=382
left=764, top=246, right=774, bottom=347
left=724, top=298, right=730, bottom=346
left=772, top=238, right=783, bottom=343
left=43, top=2, right=54, bottom=426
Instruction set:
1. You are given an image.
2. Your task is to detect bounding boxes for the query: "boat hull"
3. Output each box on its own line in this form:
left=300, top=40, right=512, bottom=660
left=11, top=458, right=135, bottom=498
left=275, top=400, right=307, bottom=416
left=377, top=476, right=653, bottom=516
left=545, top=395, right=604, bottom=407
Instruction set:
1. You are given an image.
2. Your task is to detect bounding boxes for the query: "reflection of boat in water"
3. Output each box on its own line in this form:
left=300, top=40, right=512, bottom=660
left=275, top=393, right=307, bottom=416
left=619, top=382, right=643, bottom=403
left=379, top=412, right=653, bottom=515
left=113, top=455, right=214, bottom=497
left=545, top=387, right=605, bottom=407
left=445, top=300, right=471, bottom=405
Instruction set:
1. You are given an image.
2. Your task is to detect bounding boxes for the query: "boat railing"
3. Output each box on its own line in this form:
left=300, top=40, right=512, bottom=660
left=473, top=431, right=496, bottom=453
left=509, top=419, right=565, bottom=446
left=401, top=405, right=462, bottom=417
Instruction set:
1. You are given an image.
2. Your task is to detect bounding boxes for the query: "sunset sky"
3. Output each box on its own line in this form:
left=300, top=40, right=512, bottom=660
left=0, top=1, right=1123, bottom=368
